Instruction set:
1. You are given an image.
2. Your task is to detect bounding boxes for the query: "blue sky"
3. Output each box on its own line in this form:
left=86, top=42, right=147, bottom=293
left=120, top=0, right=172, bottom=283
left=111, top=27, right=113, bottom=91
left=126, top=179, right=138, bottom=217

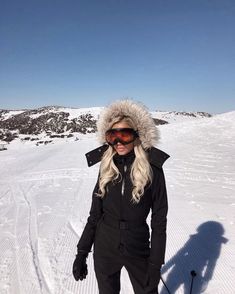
left=0, top=0, right=234, bottom=113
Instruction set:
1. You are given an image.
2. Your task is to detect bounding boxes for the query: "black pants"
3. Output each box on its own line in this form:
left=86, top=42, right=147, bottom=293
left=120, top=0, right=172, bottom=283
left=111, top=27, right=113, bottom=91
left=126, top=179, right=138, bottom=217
left=94, top=253, right=159, bottom=294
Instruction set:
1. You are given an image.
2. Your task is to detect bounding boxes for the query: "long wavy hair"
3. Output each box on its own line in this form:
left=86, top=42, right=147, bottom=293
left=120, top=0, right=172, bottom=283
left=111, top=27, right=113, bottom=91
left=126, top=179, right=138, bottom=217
left=97, top=117, right=153, bottom=203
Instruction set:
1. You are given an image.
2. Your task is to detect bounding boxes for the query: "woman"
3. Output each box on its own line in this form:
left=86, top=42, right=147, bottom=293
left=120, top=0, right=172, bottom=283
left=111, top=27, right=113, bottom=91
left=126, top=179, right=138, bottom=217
left=72, top=99, right=169, bottom=294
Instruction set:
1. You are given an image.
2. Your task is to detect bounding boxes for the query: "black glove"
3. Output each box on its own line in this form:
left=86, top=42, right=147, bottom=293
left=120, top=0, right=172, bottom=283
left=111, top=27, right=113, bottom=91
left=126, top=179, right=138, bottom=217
left=145, top=263, right=161, bottom=293
left=148, top=263, right=161, bottom=284
left=72, top=252, right=88, bottom=281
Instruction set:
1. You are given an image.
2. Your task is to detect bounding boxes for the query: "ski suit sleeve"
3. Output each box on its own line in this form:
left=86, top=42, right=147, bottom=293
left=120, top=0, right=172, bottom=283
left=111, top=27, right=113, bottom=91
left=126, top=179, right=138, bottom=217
left=149, top=167, right=168, bottom=267
left=76, top=177, right=103, bottom=254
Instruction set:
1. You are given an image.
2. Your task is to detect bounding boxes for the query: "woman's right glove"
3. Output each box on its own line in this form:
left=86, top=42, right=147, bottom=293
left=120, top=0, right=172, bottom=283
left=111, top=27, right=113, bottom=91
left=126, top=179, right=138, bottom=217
left=72, top=252, right=88, bottom=281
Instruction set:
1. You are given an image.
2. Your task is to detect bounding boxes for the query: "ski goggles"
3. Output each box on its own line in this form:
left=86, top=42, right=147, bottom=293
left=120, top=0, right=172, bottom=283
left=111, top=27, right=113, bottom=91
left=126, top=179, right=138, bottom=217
left=105, top=128, right=139, bottom=146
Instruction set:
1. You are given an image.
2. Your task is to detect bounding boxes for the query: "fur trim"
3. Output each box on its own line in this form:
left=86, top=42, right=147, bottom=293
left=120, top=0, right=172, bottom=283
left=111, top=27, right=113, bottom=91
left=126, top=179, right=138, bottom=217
left=97, top=99, right=160, bottom=149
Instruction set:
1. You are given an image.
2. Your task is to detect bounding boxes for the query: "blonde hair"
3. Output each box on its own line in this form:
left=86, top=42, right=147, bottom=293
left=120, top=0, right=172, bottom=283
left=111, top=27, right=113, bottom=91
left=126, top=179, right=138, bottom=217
left=97, top=117, right=153, bottom=203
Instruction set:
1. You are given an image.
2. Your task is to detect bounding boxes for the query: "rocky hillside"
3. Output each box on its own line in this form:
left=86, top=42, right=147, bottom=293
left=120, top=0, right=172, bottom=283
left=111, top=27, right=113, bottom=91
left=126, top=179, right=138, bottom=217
left=0, top=106, right=212, bottom=145
left=0, top=106, right=98, bottom=143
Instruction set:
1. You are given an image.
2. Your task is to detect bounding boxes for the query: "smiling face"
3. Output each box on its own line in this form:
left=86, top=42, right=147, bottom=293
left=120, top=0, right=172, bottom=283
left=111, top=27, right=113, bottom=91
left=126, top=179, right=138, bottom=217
left=111, top=121, right=135, bottom=155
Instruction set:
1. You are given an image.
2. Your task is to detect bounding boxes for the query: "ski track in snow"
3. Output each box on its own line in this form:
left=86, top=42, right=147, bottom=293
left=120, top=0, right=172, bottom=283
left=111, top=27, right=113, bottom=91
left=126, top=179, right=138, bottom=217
left=0, top=112, right=235, bottom=293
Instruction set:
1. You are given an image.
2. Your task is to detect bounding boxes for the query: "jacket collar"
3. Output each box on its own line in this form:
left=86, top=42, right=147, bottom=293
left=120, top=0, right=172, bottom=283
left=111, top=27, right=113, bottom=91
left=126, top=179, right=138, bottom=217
left=113, top=149, right=135, bottom=165
left=85, top=145, right=170, bottom=168
left=147, top=147, right=170, bottom=169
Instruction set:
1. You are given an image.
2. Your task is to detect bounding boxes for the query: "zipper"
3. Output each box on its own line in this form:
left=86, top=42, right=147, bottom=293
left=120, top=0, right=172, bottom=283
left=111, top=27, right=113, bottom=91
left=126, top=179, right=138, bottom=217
left=120, top=162, right=127, bottom=249
left=121, top=164, right=127, bottom=196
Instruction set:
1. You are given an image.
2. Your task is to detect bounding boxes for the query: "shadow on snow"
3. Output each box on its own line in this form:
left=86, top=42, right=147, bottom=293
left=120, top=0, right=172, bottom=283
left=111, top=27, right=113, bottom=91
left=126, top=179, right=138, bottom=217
left=160, top=221, right=228, bottom=294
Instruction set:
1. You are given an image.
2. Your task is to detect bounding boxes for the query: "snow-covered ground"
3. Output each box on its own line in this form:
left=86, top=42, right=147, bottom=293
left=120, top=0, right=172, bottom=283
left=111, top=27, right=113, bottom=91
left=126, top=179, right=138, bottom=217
left=0, top=111, right=234, bottom=294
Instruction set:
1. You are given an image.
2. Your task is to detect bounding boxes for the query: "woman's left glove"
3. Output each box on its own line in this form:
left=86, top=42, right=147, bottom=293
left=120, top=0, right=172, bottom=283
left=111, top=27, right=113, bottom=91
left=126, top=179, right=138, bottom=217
left=145, top=262, right=161, bottom=293
left=149, top=263, right=161, bottom=282
left=72, top=252, right=88, bottom=281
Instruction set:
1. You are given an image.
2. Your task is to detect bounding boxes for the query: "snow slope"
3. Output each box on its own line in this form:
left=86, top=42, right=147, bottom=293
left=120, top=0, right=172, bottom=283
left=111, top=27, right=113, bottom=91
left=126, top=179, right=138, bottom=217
left=0, top=111, right=234, bottom=294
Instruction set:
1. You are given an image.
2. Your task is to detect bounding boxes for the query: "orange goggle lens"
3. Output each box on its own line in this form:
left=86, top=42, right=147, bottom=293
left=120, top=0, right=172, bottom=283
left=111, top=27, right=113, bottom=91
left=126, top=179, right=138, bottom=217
left=105, top=128, right=138, bottom=146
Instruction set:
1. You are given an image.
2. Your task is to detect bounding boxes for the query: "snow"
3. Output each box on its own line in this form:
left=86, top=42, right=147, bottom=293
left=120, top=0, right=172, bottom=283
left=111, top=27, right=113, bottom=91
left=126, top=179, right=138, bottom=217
left=0, top=106, right=103, bottom=121
left=29, top=107, right=103, bottom=120
left=1, top=106, right=209, bottom=125
left=1, top=110, right=25, bottom=120
left=59, top=107, right=103, bottom=120
left=150, top=111, right=211, bottom=124
left=0, top=111, right=234, bottom=293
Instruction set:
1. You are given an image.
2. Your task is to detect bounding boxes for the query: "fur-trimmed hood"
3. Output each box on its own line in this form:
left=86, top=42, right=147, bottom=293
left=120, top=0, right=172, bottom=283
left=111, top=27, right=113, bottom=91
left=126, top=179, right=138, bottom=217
left=97, top=99, right=160, bottom=149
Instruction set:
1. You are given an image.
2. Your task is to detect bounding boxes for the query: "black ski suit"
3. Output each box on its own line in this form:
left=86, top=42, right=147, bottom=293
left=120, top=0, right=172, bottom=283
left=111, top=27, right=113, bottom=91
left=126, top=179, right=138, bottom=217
left=77, top=146, right=169, bottom=294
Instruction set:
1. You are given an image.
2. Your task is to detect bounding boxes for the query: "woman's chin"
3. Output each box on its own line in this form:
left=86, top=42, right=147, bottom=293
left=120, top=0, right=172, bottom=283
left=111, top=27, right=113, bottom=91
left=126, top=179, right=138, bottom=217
left=116, top=150, right=127, bottom=155
left=115, top=147, right=128, bottom=155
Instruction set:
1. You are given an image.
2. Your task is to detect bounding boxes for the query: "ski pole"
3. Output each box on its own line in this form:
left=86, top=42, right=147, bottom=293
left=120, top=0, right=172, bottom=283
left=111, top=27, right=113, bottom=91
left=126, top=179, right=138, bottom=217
left=160, top=276, right=171, bottom=294
left=189, top=270, right=197, bottom=294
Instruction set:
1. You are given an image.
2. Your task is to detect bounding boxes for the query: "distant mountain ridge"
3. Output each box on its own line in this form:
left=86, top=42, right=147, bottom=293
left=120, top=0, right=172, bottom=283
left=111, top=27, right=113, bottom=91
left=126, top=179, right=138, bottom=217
left=0, top=106, right=212, bottom=144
